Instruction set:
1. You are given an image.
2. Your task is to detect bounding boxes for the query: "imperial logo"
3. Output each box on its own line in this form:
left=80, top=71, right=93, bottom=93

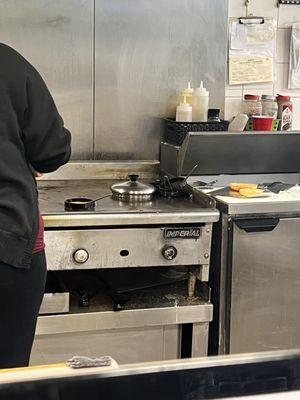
left=164, top=227, right=201, bottom=239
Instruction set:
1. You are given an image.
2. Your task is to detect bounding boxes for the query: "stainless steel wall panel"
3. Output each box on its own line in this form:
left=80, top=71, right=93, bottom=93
left=0, top=0, right=94, bottom=159
left=94, top=0, right=228, bottom=160
left=0, top=1, right=227, bottom=160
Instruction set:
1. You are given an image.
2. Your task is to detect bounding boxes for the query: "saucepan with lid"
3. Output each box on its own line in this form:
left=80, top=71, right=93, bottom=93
left=111, top=174, right=155, bottom=202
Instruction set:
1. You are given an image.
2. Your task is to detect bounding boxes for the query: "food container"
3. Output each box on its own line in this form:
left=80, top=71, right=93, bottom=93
left=207, top=109, right=221, bottom=122
left=245, top=118, right=280, bottom=132
left=277, top=95, right=293, bottom=131
left=242, top=94, right=262, bottom=117
left=252, top=116, right=274, bottom=131
left=228, top=113, right=249, bottom=132
left=261, top=95, right=278, bottom=118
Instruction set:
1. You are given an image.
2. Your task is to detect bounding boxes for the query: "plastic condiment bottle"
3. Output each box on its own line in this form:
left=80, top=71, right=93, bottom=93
left=192, top=81, right=209, bottom=122
left=176, top=96, right=192, bottom=122
left=180, top=82, right=194, bottom=106
left=277, top=95, right=293, bottom=131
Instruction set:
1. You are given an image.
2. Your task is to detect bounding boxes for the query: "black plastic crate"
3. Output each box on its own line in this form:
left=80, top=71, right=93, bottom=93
left=164, top=118, right=229, bottom=146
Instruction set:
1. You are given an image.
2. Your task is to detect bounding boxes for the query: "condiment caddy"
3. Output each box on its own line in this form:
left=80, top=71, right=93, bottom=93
left=164, top=81, right=229, bottom=145
left=164, top=118, right=230, bottom=146
left=231, top=93, right=294, bottom=132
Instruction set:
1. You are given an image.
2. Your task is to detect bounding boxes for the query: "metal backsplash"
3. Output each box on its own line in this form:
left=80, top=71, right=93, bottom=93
left=0, top=0, right=228, bottom=160
left=0, top=0, right=94, bottom=159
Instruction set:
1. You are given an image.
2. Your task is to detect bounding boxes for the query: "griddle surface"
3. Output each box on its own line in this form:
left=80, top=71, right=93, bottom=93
left=38, top=180, right=207, bottom=215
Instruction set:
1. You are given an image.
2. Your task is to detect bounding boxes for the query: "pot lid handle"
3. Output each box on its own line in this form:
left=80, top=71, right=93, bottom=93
left=129, top=174, right=139, bottom=182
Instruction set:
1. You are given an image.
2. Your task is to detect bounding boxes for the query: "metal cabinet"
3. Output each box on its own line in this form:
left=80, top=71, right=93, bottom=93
left=229, top=217, right=300, bottom=353
left=30, top=305, right=212, bottom=365
left=210, top=215, right=300, bottom=355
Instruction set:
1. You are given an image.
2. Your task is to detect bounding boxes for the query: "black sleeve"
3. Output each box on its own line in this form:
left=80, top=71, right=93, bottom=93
left=22, top=70, right=71, bottom=173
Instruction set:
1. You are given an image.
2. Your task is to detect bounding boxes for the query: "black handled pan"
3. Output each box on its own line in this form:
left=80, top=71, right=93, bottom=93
left=64, top=194, right=111, bottom=211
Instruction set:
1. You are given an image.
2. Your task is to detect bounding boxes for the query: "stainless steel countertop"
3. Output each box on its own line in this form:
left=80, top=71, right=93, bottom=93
left=189, top=174, right=300, bottom=216
left=38, top=180, right=219, bottom=227
left=203, top=189, right=300, bottom=215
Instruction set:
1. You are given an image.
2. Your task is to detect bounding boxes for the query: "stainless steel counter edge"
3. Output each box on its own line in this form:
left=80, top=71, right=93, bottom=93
left=196, top=189, right=300, bottom=215
left=117, top=349, right=300, bottom=377
left=2, top=350, right=299, bottom=386
left=43, top=211, right=220, bottom=228
left=36, top=304, right=213, bottom=335
left=219, top=199, right=300, bottom=215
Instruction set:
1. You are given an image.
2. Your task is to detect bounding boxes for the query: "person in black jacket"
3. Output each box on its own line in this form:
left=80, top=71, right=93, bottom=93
left=0, top=43, right=71, bottom=368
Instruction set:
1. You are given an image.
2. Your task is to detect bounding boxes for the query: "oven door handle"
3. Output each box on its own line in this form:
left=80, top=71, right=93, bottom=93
left=235, top=218, right=280, bottom=233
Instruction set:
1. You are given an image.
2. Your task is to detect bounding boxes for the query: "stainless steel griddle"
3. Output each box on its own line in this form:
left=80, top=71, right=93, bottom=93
left=31, top=161, right=219, bottom=366
left=38, top=179, right=218, bottom=227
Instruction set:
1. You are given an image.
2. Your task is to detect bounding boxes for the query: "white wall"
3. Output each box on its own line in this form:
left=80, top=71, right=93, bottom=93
left=226, top=0, right=300, bottom=129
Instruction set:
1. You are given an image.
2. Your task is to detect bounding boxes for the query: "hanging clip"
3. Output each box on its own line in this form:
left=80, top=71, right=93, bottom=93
left=278, top=0, right=300, bottom=6
left=239, top=15, right=265, bottom=24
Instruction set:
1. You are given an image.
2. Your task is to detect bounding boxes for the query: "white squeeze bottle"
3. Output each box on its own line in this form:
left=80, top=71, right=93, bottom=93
left=193, top=81, right=209, bottom=122
left=176, top=96, right=192, bottom=122
left=180, top=82, right=194, bottom=106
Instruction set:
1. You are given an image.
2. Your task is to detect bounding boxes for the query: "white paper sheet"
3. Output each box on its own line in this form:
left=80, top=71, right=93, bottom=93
left=288, top=22, right=300, bottom=89
left=229, top=18, right=276, bottom=85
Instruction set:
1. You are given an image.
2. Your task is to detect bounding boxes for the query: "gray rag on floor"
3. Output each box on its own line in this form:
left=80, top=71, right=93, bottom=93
left=66, top=355, right=112, bottom=369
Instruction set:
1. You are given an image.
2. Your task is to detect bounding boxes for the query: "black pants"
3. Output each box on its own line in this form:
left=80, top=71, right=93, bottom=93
left=0, top=250, right=46, bottom=369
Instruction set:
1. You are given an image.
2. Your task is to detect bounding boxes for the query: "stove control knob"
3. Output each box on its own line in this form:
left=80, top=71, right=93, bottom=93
left=161, top=245, right=177, bottom=260
left=73, top=249, right=89, bottom=264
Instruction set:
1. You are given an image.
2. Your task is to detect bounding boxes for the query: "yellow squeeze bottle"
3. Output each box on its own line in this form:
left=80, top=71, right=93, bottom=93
left=180, top=82, right=194, bottom=106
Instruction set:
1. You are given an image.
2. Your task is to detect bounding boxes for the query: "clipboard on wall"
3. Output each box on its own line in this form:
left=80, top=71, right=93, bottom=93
left=228, top=16, right=276, bottom=85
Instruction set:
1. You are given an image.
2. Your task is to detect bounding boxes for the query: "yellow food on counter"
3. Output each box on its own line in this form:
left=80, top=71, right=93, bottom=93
left=239, top=188, right=264, bottom=197
left=230, top=183, right=258, bottom=192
